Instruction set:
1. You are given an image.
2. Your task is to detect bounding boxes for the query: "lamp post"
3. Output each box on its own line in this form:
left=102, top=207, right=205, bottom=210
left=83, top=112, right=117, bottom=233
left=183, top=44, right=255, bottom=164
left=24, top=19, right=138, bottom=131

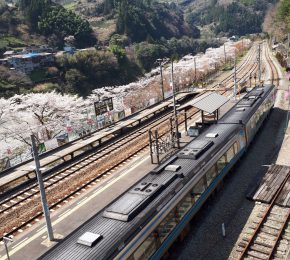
left=3, top=237, right=13, bottom=260
left=170, top=60, right=180, bottom=149
left=224, top=43, right=227, bottom=64
left=194, top=57, right=197, bottom=83
left=285, top=78, right=290, bottom=132
left=258, top=43, right=262, bottom=83
left=156, top=58, right=165, bottom=101
left=233, top=48, right=237, bottom=100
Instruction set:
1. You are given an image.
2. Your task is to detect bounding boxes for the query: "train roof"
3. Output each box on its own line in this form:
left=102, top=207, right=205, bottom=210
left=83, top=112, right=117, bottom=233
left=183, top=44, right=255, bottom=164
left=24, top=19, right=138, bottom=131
left=40, top=85, right=275, bottom=260
left=219, top=84, right=274, bottom=125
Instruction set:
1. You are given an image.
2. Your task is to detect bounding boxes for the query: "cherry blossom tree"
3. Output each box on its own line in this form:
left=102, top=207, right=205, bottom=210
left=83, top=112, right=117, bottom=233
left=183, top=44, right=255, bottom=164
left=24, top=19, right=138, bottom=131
left=0, top=92, right=85, bottom=155
left=0, top=39, right=252, bottom=162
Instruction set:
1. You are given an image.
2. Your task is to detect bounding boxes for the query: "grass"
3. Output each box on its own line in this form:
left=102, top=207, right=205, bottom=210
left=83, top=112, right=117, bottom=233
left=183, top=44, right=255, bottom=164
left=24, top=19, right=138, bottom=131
left=0, top=80, right=18, bottom=98
left=63, top=1, right=77, bottom=11
left=32, top=83, right=59, bottom=93
left=0, top=36, right=26, bottom=50
left=0, top=80, right=15, bottom=90
left=90, top=18, right=116, bottom=42
left=90, top=19, right=115, bottom=28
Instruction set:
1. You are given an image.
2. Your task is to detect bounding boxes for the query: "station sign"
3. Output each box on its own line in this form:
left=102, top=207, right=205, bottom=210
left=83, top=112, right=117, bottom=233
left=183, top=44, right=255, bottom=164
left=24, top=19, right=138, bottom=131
left=94, top=98, right=114, bottom=116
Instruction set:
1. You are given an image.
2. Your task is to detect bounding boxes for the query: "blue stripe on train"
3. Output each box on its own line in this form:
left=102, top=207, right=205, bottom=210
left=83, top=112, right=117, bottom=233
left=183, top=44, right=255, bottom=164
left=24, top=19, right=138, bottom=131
left=151, top=147, right=246, bottom=260
left=117, top=148, right=246, bottom=259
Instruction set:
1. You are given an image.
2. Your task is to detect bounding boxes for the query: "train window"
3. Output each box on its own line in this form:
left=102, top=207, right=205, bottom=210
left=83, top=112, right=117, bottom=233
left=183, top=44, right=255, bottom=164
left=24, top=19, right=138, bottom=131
left=233, top=142, right=239, bottom=154
left=191, top=178, right=206, bottom=201
left=133, top=232, right=160, bottom=260
left=217, top=155, right=227, bottom=173
left=206, top=165, right=217, bottom=186
left=157, top=210, right=178, bottom=243
left=226, top=146, right=235, bottom=162
left=176, top=193, right=193, bottom=221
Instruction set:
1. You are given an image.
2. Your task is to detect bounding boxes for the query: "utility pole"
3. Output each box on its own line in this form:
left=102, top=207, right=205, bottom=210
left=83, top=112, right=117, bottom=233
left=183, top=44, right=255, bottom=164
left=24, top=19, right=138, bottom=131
left=170, top=60, right=180, bottom=149
left=224, top=43, right=227, bottom=63
left=233, top=48, right=237, bottom=100
left=258, top=43, right=262, bottom=83
left=157, top=59, right=165, bottom=100
left=242, top=38, right=244, bottom=55
left=31, top=135, right=54, bottom=241
left=287, top=32, right=290, bottom=59
left=194, top=57, right=197, bottom=83
left=285, top=77, right=290, bottom=132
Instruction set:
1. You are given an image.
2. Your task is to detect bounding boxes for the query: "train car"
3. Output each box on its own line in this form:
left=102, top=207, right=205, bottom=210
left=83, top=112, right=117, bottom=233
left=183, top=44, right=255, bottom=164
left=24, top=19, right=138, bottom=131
left=40, top=84, right=276, bottom=260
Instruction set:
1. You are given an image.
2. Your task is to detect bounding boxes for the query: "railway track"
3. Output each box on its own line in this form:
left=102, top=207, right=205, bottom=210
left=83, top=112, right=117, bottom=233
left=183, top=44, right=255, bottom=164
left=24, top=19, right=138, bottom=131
left=0, top=44, right=260, bottom=240
left=264, top=42, right=280, bottom=86
left=237, top=172, right=290, bottom=260
left=236, top=43, right=289, bottom=260
left=0, top=46, right=257, bottom=198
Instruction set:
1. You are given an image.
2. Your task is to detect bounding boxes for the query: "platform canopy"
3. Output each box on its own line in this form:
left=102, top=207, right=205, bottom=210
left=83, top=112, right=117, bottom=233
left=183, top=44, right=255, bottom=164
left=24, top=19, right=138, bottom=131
left=182, top=92, right=229, bottom=114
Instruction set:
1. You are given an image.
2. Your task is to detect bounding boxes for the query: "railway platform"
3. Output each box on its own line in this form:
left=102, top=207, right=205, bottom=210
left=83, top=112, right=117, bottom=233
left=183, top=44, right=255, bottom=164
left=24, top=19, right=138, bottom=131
left=0, top=92, right=195, bottom=191
left=0, top=95, right=238, bottom=260
left=0, top=45, right=257, bottom=259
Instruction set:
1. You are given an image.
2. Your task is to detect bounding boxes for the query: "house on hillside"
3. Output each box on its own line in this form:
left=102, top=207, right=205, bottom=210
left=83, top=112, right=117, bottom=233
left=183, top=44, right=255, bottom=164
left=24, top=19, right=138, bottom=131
left=8, top=53, right=54, bottom=73
left=0, top=58, right=9, bottom=66
left=64, top=46, right=76, bottom=55
left=3, top=50, right=14, bottom=58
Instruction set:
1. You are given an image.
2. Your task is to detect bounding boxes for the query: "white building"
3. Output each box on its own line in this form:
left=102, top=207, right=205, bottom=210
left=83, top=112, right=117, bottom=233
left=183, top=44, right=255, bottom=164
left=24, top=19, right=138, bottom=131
left=8, top=52, right=54, bottom=73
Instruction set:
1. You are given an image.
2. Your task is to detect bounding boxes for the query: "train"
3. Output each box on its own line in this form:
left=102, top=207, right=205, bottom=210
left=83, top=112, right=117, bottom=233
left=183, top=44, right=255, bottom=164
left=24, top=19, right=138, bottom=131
left=41, top=84, right=276, bottom=260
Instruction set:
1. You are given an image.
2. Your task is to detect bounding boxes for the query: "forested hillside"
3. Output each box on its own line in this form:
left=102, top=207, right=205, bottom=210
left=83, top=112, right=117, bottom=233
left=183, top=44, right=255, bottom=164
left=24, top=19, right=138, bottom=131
left=184, top=0, right=278, bottom=36
left=19, top=0, right=96, bottom=47
left=84, top=0, right=200, bottom=42
left=0, top=0, right=285, bottom=98
left=262, top=0, right=289, bottom=41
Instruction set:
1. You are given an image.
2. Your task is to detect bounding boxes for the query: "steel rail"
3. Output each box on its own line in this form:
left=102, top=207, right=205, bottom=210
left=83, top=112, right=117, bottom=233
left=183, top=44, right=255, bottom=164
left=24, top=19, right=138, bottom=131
left=237, top=171, right=290, bottom=260
left=0, top=46, right=259, bottom=240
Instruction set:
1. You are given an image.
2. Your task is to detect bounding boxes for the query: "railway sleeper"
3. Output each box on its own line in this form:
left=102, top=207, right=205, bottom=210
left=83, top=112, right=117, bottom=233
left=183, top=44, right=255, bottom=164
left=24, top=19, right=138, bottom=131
left=238, top=241, right=248, bottom=248
left=248, top=225, right=258, bottom=230
left=253, top=220, right=262, bottom=225
left=257, top=233, right=277, bottom=241
left=282, top=234, right=290, bottom=241
left=277, top=242, right=288, bottom=252
left=250, top=244, right=271, bottom=255
left=254, top=240, right=274, bottom=248
left=263, top=222, right=282, bottom=230
left=247, top=250, right=269, bottom=260
left=273, top=253, right=286, bottom=259
left=242, top=236, right=251, bottom=242
left=260, top=227, right=280, bottom=236
left=280, top=238, right=290, bottom=245
left=277, top=242, right=289, bottom=251
left=267, top=216, right=285, bottom=223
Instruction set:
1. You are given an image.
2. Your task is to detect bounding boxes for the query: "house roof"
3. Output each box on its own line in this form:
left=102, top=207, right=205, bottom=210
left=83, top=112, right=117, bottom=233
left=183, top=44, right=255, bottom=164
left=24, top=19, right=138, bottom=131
left=3, top=51, right=14, bottom=55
